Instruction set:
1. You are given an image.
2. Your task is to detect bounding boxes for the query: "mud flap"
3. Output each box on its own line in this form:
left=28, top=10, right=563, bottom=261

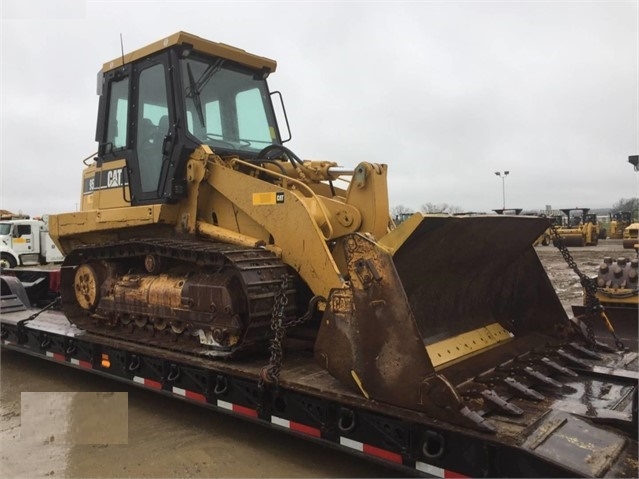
left=1, top=275, right=31, bottom=312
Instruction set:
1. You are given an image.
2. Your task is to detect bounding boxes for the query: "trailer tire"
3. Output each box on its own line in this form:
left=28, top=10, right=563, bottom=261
left=0, top=253, right=17, bottom=270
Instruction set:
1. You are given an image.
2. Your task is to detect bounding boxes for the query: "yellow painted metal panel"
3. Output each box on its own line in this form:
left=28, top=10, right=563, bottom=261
left=103, top=32, right=276, bottom=73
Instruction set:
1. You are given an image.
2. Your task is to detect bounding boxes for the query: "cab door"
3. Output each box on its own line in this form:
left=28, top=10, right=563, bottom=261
left=92, top=51, right=180, bottom=208
left=129, top=54, right=173, bottom=204
left=11, top=223, right=34, bottom=258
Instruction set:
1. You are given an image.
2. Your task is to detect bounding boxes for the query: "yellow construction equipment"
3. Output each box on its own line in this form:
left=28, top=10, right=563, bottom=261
left=609, top=211, right=633, bottom=239
left=623, top=222, right=639, bottom=249
left=552, top=208, right=599, bottom=247
left=572, top=255, right=638, bottom=346
left=47, top=32, right=610, bottom=432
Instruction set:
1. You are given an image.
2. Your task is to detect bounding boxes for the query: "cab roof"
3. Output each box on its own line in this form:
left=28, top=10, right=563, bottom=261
left=103, top=31, right=277, bottom=73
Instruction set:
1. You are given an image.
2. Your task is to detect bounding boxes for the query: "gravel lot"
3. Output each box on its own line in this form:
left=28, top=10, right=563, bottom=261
left=536, top=238, right=637, bottom=349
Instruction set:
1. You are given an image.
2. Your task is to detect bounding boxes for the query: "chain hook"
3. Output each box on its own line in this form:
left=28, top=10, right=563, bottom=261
left=258, top=274, right=325, bottom=391
left=548, top=220, right=625, bottom=350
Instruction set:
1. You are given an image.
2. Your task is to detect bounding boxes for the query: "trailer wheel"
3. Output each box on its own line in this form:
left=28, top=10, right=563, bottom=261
left=0, top=253, right=17, bottom=270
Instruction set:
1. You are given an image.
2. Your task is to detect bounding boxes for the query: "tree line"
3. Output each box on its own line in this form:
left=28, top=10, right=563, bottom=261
left=391, top=197, right=638, bottom=220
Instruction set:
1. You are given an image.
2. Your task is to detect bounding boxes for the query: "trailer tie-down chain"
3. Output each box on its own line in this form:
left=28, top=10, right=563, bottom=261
left=259, top=274, right=324, bottom=390
left=16, top=296, right=62, bottom=338
left=548, top=221, right=625, bottom=350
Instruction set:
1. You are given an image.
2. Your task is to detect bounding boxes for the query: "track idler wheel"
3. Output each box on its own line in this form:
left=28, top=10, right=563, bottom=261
left=73, top=263, right=103, bottom=311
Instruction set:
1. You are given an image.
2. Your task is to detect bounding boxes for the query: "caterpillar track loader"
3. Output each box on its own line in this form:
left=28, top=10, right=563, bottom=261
left=48, top=32, right=633, bottom=435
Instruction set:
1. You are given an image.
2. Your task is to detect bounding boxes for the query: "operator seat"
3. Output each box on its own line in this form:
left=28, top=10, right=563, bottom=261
left=139, top=118, right=157, bottom=146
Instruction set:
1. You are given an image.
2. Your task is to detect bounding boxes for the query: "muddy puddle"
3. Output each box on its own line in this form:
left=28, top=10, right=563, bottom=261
left=1, top=351, right=398, bottom=478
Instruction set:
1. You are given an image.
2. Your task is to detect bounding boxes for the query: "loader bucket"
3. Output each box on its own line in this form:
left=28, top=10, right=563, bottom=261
left=315, top=214, right=567, bottom=431
left=386, top=214, right=567, bottom=354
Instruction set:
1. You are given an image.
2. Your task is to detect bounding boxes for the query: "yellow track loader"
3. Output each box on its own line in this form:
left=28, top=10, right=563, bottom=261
left=48, top=32, right=609, bottom=432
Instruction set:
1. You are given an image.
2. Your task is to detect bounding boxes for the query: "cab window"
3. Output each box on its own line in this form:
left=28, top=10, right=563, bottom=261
left=15, top=225, right=31, bottom=237
left=136, top=63, right=169, bottom=193
left=106, top=78, right=129, bottom=149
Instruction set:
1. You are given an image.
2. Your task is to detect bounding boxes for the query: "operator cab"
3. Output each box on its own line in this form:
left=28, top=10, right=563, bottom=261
left=95, top=32, right=282, bottom=206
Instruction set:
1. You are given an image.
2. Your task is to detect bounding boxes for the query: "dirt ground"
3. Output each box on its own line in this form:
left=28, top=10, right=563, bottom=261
left=535, top=238, right=638, bottom=349
left=0, top=239, right=636, bottom=478
left=535, top=240, right=621, bottom=315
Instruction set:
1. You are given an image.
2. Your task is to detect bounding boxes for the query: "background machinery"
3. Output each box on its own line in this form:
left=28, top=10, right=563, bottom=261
left=623, top=223, right=639, bottom=249
left=572, top=254, right=638, bottom=345
left=0, top=216, right=64, bottom=269
left=609, top=212, right=633, bottom=240
left=552, top=208, right=600, bottom=247
left=12, top=32, right=631, bottom=476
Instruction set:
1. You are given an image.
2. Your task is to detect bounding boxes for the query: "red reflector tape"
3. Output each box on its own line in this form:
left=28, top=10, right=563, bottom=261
left=45, top=351, right=65, bottom=362
left=172, top=386, right=207, bottom=403
left=340, top=437, right=402, bottom=464
left=416, top=461, right=469, bottom=478
left=69, top=358, right=93, bottom=369
left=271, top=416, right=321, bottom=438
left=217, top=399, right=258, bottom=418
left=133, top=376, right=162, bottom=389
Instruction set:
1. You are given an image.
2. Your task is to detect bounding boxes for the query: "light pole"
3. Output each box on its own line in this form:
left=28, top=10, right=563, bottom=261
left=494, top=171, right=509, bottom=209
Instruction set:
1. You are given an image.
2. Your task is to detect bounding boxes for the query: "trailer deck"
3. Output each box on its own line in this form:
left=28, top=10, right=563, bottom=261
left=1, top=304, right=637, bottom=478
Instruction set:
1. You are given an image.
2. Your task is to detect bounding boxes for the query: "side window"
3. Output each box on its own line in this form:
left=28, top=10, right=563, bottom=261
left=236, top=88, right=272, bottom=144
left=16, top=225, right=31, bottom=237
left=106, top=78, right=129, bottom=149
left=136, top=64, right=168, bottom=194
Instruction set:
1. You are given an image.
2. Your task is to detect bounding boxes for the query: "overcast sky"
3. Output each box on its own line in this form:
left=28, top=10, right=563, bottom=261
left=1, top=0, right=637, bottom=218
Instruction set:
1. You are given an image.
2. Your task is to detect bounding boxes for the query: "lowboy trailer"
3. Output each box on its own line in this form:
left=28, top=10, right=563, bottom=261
left=1, top=276, right=637, bottom=478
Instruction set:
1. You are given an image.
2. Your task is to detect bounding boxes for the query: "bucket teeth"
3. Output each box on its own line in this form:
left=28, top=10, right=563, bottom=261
left=593, top=340, right=618, bottom=353
left=556, top=348, right=591, bottom=369
left=503, top=377, right=545, bottom=401
left=480, top=389, right=524, bottom=416
left=458, top=406, right=497, bottom=433
left=568, top=342, right=603, bottom=360
left=539, top=357, right=578, bottom=377
left=496, top=361, right=563, bottom=389
left=521, top=366, right=563, bottom=388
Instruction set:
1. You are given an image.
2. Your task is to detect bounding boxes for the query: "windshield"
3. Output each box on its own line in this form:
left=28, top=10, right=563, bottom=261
left=180, top=56, right=280, bottom=154
left=0, top=223, right=11, bottom=235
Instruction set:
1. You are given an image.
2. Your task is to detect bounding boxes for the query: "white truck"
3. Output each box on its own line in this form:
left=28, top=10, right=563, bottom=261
left=0, top=216, right=64, bottom=269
